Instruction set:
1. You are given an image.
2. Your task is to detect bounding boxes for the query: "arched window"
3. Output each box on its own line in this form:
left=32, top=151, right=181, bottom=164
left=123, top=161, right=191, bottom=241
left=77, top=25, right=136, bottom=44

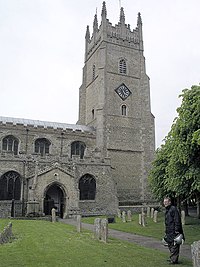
left=71, top=141, right=86, bottom=159
left=92, top=64, right=96, bottom=80
left=0, top=171, right=21, bottom=200
left=119, top=59, right=127, bottom=74
left=2, top=135, right=19, bottom=155
left=92, top=109, right=95, bottom=120
left=79, top=174, right=96, bottom=200
left=121, top=104, right=127, bottom=116
left=35, top=138, right=50, bottom=156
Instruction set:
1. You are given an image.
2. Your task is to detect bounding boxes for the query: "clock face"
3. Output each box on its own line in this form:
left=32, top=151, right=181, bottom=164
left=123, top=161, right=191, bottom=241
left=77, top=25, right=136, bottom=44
left=115, top=83, right=131, bottom=100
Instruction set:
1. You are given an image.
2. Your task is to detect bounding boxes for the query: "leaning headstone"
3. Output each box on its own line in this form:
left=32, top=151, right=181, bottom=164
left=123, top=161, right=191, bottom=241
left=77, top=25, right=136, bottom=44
left=191, top=240, right=200, bottom=267
left=181, top=210, right=185, bottom=225
left=117, top=209, right=121, bottom=218
left=77, top=215, right=82, bottom=233
left=2, top=227, right=8, bottom=243
left=147, top=207, right=150, bottom=217
left=153, top=210, right=158, bottom=223
left=94, top=218, right=101, bottom=240
left=51, top=208, right=56, bottom=223
left=101, top=219, right=108, bottom=243
left=122, top=211, right=126, bottom=222
left=150, top=208, right=154, bottom=218
left=141, top=212, right=146, bottom=227
left=139, top=214, right=142, bottom=225
left=127, top=210, right=132, bottom=222
left=8, top=222, right=12, bottom=234
left=0, top=222, right=13, bottom=245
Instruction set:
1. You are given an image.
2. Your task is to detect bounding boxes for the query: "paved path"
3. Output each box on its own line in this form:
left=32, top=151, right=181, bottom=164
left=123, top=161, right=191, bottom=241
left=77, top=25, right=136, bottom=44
left=59, top=219, right=192, bottom=261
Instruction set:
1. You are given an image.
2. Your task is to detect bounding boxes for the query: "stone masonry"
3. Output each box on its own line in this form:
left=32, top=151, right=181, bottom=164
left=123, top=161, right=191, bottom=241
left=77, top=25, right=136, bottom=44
left=78, top=2, right=155, bottom=205
left=0, top=2, right=155, bottom=218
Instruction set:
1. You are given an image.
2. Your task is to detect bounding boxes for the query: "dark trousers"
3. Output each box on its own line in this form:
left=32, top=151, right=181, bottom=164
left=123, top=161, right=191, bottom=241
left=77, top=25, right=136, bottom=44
left=168, top=242, right=180, bottom=263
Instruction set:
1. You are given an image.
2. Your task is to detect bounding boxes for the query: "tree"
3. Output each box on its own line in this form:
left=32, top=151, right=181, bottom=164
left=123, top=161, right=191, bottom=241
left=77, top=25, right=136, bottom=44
left=149, top=137, right=172, bottom=201
left=149, top=85, right=200, bottom=217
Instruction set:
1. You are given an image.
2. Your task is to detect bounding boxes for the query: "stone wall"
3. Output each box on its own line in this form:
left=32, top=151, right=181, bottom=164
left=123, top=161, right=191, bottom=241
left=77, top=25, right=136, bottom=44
left=0, top=201, right=12, bottom=218
left=0, top=120, right=118, bottom=217
left=0, top=201, right=23, bottom=218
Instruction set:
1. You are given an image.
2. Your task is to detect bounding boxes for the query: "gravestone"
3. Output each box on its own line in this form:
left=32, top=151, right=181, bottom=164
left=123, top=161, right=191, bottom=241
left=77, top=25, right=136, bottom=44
left=77, top=215, right=82, bottom=233
left=147, top=207, right=150, bottom=217
left=127, top=210, right=132, bottom=222
left=94, top=218, right=101, bottom=240
left=117, top=209, right=121, bottom=218
left=7, top=222, right=12, bottom=239
left=122, top=211, right=126, bottom=222
left=141, top=207, right=144, bottom=215
left=51, top=208, right=56, bottom=223
left=191, top=240, right=200, bottom=267
left=0, top=222, right=13, bottom=244
left=150, top=208, right=154, bottom=218
left=101, top=219, right=108, bottom=243
left=153, top=210, right=158, bottom=223
left=139, top=214, right=142, bottom=225
left=181, top=210, right=185, bottom=225
left=141, top=212, right=146, bottom=227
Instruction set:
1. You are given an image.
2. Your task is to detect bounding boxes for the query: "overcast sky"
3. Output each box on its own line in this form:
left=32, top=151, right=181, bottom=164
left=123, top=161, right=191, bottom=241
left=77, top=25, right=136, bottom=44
left=0, top=0, right=199, bottom=148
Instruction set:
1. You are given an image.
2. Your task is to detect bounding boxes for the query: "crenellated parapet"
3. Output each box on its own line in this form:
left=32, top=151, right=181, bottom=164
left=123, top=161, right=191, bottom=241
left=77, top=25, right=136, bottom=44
left=0, top=116, right=95, bottom=135
left=85, top=1, right=143, bottom=60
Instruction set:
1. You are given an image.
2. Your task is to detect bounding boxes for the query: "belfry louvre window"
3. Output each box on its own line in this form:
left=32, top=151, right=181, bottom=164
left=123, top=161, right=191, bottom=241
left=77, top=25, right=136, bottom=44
left=35, top=138, right=50, bottom=156
left=121, top=104, right=127, bottom=116
left=0, top=171, right=21, bottom=200
left=79, top=174, right=96, bottom=200
left=92, top=64, right=96, bottom=80
left=71, top=141, right=86, bottom=159
left=119, top=59, right=127, bottom=74
left=2, top=135, right=19, bottom=155
left=92, top=109, right=95, bottom=120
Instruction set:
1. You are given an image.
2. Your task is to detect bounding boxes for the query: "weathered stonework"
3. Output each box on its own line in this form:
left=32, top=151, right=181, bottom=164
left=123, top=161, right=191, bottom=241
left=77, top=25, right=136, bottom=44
left=0, top=2, right=155, bottom=218
left=78, top=2, right=155, bottom=205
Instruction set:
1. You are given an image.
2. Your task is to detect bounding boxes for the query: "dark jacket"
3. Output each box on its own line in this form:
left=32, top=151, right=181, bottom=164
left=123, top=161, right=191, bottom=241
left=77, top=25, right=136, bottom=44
left=164, top=205, right=184, bottom=243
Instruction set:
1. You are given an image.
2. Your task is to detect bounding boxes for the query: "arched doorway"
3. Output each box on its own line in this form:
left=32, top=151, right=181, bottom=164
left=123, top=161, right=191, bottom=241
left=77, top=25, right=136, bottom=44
left=44, top=183, right=65, bottom=218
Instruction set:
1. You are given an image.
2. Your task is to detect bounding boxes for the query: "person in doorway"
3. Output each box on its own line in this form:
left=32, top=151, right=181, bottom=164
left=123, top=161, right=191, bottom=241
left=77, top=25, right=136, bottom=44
left=163, top=197, right=185, bottom=265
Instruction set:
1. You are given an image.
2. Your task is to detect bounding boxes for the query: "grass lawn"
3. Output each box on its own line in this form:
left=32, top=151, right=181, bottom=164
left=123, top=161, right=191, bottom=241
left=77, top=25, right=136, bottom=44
left=82, top=212, right=200, bottom=245
left=0, top=218, right=193, bottom=267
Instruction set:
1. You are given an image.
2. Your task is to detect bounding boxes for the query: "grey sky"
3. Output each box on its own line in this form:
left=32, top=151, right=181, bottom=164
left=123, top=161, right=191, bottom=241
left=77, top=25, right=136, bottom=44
left=0, top=0, right=199, bottom=148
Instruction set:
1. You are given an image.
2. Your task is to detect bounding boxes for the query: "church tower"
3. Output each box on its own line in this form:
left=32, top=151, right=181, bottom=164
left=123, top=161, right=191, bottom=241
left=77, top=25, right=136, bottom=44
left=78, top=2, right=155, bottom=205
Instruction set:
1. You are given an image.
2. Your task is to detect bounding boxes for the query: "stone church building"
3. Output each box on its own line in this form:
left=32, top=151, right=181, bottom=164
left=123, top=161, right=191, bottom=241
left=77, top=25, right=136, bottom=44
left=0, top=2, right=155, bottom=218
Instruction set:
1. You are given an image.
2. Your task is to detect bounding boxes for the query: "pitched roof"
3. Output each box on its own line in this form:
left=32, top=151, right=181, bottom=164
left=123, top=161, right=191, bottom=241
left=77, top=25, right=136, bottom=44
left=0, top=116, right=95, bottom=133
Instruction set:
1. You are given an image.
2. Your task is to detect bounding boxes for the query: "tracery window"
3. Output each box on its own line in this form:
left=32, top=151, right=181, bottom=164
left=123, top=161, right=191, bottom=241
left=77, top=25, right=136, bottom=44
left=79, top=174, right=96, bottom=200
left=121, top=104, right=127, bottom=116
left=2, top=135, right=19, bottom=155
left=0, top=171, right=21, bottom=200
left=71, top=141, right=86, bottom=159
left=119, top=59, right=127, bottom=74
left=35, top=138, right=50, bottom=156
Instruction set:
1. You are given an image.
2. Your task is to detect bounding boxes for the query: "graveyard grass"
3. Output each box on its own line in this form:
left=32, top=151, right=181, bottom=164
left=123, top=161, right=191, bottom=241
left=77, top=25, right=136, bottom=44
left=82, top=212, right=200, bottom=245
left=0, top=217, right=194, bottom=267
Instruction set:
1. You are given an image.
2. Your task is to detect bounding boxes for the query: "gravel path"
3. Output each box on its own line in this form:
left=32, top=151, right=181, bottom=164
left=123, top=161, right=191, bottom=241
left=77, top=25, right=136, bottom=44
left=59, top=218, right=192, bottom=261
